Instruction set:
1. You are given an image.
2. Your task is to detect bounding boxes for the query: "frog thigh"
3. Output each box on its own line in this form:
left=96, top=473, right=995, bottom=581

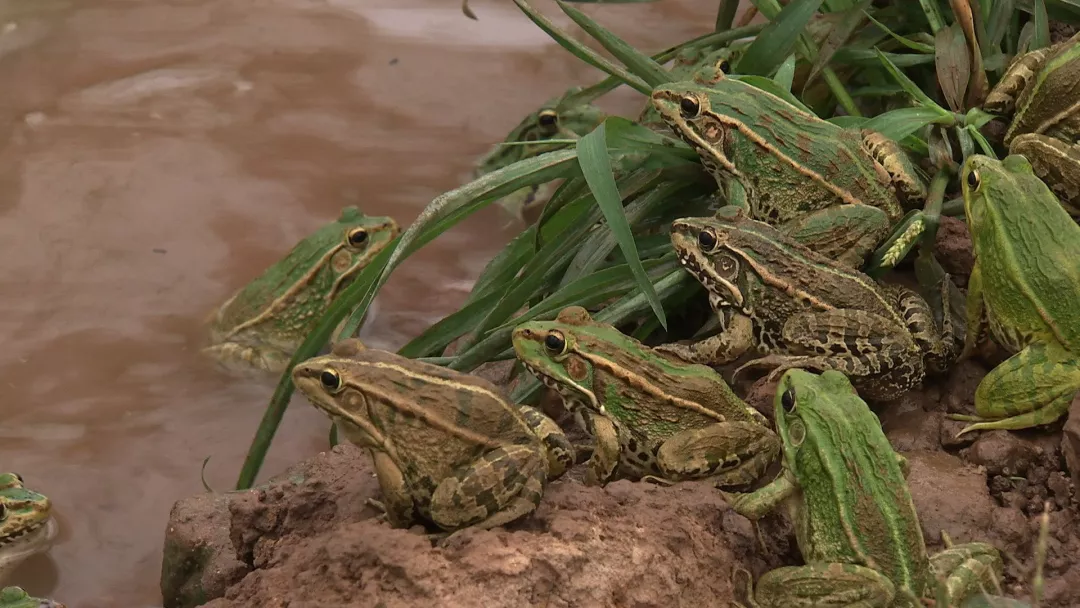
left=517, top=404, right=575, bottom=480
left=954, top=341, right=1080, bottom=433
left=929, top=542, right=1003, bottom=604
left=749, top=563, right=895, bottom=608
left=370, top=450, right=417, bottom=529
left=780, top=204, right=890, bottom=267
left=201, top=342, right=292, bottom=375
left=655, top=422, right=779, bottom=488
left=428, top=444, right=547, bottom=532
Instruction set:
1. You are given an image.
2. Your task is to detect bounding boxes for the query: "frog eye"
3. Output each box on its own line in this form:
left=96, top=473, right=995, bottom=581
left=537, top=110, right=558, bottom=129
left=346, top=228, right=369, bottom=248
left=718, top=60, right=731, bottom=74
left=679, top=96, right=701, bottom=119
left=966, top=169, right=981, bottom=190
left=320, top=369, right=343, bottom=392
left=12, top=474, right=22, bottom=484
left=543, top=331, right=567, bottom=355
left=780, top=388, right=796, bottom=413
left=697, top=228, right=719, bottom=252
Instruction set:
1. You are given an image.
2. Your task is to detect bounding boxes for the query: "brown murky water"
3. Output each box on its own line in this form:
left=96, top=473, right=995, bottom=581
left=0, top=0, right=719, bottom=605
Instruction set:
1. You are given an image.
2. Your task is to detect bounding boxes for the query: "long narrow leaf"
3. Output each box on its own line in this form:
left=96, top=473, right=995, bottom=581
left=875, top=48, right=947, bottom=110
left=577, top=123, right=667, bottom=329
left=737, top=0, right=827, bottom=75
left=512, top=0, right=652, bottom=95
left=1033, top=0, right=1051, bottom=49
left=555, top=0, right=672, bottom=87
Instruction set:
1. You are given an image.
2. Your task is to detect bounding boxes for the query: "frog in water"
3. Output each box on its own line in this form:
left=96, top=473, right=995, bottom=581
left=292, top=339, right=573, bottom=533
left=0, top=474, right=56, bottom=585
left=512, top=306, right=779, bottom=488
left=725, top=369, right=1002, bottom=607
left=0, top=587, right=64, bottom=608
left=948, top=154, right=1080, bottom=435
left=203, top=207, right=398, bottom=375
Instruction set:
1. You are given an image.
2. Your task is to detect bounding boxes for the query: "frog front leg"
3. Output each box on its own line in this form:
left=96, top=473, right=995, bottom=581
left=654, top=311, right=754, bottom=366
left=960, top=262, right=990, bottom=362
left=579, top=412, right=622, bottom=486
left=779, top=203, right=891, bottom=268
left=929, top=542, right=1003, bottom=605
left=517, top=404, right=575, bottom=481
left=738, top=563, right=896, bottom=608
left=950, top=340, right=1080, bottom=435
left=655, top=422, right=780, bottom=489
left=369, top=449, right=418, bottom=529
left=428, top=444, right=547, bottom=532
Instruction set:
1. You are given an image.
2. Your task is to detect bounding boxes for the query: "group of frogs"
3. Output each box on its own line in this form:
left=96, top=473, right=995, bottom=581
left=168, top=35, right=1080, bottom=607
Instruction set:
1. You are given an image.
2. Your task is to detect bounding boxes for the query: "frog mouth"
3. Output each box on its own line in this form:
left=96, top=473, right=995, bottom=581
left=520, top=360, right=605, bottom=415
left=0, top=517, right=58, bottom=560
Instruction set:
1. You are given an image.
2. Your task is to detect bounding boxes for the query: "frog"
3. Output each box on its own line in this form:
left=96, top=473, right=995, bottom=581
left=203, top=207, right=399, bottom=375
left=0, top=587, right=65, bottom=608
left=292, top=339, right=573, bottom=532
left=947, top=154, right=1080, bottom=435
left=982, top=32, right=1080, bottom=215
left=0, top=474, right=57, bottom=584
left=473, top=87, right=607, bottom=222
left=657, top=208, right=957, bottom=402
left=724, top=368, right=1002, bottom=607
left=650, top=74, right=929, bottom=271
left=511, top=306, right=780, bottom=488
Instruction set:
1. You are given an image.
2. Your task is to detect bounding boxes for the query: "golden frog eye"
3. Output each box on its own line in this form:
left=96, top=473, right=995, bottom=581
left=679, top=96, right=701, bottom=119
left=537, top=109, right=558, bottom=129
left=543, top=330, right=567, bottom=355
left=780, top=387, right=796, bottom=413
left=320, top=369, right=343, bottom=392
left=697, top=228, right=719, bottom=252
left=346, top=228, right=368, bottom=248
left=966, top=169, right=981, bottom=190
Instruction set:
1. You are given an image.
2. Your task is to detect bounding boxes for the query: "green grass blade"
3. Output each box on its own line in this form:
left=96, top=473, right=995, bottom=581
left=874, top=48, right=949, bottom=111
left=774, top=54, right=798, bottom=90
left=1033, top=0, right=1051, bottom=49
left=555, top=0, right=672, bottom=87
left=918, top=0, right=946, bottom=33
left=513, top=0, right=652, bottom=95
left=736, top=0, right=826, bottom=75
left=577, top=122, right=667, bottom=329
left=864, top=9, right=936, bottom=53
left=465, top=225, right=536, bottom=305
left=863, top=106, right=953, bottom=140
left=398, top=289, right=505, bottom=358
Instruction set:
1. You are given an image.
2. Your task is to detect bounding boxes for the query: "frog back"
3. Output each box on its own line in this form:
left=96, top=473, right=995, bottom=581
left=352, top=350, right=539, bottom=481
left=793, top=393, right=931, bottom=596
left=967, top=155, right=1080, bottom=349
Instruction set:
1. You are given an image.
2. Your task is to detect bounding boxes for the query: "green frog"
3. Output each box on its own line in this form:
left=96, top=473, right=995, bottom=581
left=0, top=587, right=65, bottom=608
left=474, top=88, right=607, bottom=222
left=949, top=154, right=1080, bottom=435
left=658, top=208, right=957, bottom=402
left=203, top=207, right=398, bottom=375
left=0, top=474, right=56, bottom=584
left=650, top=75, right=927, bottom=270
left=292, top=339, right=573, bottom=532
left=983, top=33, right=1080, bottom=215
left=724, top=369, right=1002, bottom=607
left=511, top=306, right=779, bottom=488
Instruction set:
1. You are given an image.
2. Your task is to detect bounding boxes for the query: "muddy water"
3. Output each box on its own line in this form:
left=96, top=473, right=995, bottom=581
left=0, top=0, right=720, bottom=605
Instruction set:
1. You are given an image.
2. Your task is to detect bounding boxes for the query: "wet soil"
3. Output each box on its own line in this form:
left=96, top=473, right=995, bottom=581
left=0, top=0, right=732, bottom=605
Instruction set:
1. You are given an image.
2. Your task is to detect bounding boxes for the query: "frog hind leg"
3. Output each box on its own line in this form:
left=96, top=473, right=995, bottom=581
left=201, top=342, right=291, bottom=375
left=655, top=422, right=780, bottom=489
left=929, top=542, right=1004, bottom=604
left=734, top=309, right=924, bottom=401
left=951, top=341, right=1080, bottom=435
left=779, top=203, right=891, bottom=268
left=746, top=563, right=895, bottom=608
left=517, top=404, right=575, bottom=481
left=428, top=443, right=547, bottom=532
